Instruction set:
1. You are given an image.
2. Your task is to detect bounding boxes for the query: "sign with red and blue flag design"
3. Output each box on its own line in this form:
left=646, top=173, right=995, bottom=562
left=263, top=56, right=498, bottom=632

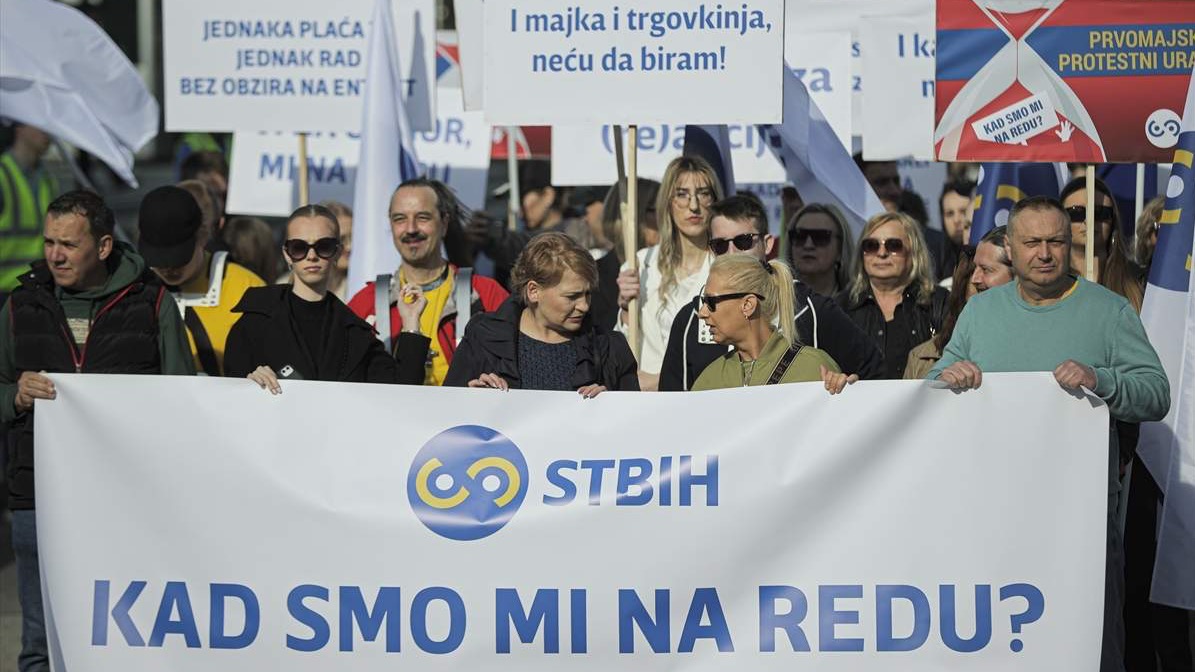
left=935, top=0, right=1195, bottom=163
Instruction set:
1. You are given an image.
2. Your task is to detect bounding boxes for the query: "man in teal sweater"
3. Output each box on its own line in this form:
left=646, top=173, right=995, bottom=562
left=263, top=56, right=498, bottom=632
left=929, top=196, right=1168, bottom=672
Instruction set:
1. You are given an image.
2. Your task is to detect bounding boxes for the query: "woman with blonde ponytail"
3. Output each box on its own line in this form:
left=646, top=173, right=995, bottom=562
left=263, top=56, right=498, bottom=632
left=691, top=254, right=854, bottom=391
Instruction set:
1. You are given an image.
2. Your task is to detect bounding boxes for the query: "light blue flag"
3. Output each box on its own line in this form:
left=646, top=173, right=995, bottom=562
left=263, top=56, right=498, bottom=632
left=758, top=63, right=882, bottom=237
left=1139, top=66, right=1195, bottom=610
left=969, top=162, right=1068, bottom=245
left=683, top=125, right=735, bottom=197
left=348, top=0, right=424, bottom=296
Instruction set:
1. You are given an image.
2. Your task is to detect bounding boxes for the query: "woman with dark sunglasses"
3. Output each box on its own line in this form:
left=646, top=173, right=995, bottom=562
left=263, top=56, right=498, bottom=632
left=224, top=204, right=400, bottom=391
left=1059, top=176, right=1144, bottom=312
left=783, top=203, right=854, bottom=297
left=836, top=212, right=948, bottom=379
left=690, top=254, right=849, bottom=391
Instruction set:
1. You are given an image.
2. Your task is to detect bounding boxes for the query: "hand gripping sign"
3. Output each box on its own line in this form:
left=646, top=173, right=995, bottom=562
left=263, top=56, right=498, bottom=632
left=935, top=0, right=1105, bottom=162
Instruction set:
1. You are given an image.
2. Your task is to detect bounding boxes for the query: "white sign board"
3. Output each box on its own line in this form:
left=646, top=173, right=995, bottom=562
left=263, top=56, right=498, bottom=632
left=453, top=0, right=485, bottom=111
left=550, top=124, right=785, bottom=187
left=38, top=374, right=1106, bottom=670
left=784, top=0, right=932, bottom=153
left=860, top=15, right=937, bottom=160
left=482, top=0, right=785, bottom=125
left=226, top=93, right=492, bottom=216
left=785, top=32, right=853, bottom=151
left=163, top=0, right=437, bottom=132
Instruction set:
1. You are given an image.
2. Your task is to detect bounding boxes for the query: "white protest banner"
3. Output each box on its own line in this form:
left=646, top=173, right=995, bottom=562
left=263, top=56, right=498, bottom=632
left=860, top=15, right=936, bottom=160
left=784, top=0, right=932, bottom=152
left=226, top=93, right=492, bottom=216
left=970, top=94, right=1061, bottom=147
left=162, top=0, right=437, bottom=132
left=785, top=32, right=853, bottom=151
left=38, top=374, right=1106, bottom=670
left=483, top=0, right=785, bottom=125
left=551, top=124, right=784, bottom=186
left=453, top=0, right=485, bottom=111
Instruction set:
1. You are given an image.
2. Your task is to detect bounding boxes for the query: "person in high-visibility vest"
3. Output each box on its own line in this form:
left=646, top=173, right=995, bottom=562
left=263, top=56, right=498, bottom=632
left=0, top=123, right=58, bottom=293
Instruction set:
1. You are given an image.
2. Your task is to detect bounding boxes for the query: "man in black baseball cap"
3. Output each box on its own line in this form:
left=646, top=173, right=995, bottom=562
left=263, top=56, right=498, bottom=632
left=137, top=185, right=264, bottom=375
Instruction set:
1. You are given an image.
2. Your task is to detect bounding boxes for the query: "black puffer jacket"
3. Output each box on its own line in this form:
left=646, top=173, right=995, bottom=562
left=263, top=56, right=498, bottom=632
left=443, top=296, right=639, bottom=391
left=224, top=285, right=398, bottom=384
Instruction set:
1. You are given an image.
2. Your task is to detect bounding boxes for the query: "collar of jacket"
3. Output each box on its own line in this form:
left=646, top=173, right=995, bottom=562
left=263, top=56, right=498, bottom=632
left=467, top=295, right=603, bottom=390
left=845, top=282, right=924, bottom=311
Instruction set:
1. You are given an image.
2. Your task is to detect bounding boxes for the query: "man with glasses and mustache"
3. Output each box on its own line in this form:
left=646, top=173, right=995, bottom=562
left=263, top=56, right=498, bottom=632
left=658, top=195, right=882, bottom=391
left=929, top=196, right=1169, bottom=672
left=137, top=185, right=265, bottom=376
left=348, top=178, right=507, bottom=385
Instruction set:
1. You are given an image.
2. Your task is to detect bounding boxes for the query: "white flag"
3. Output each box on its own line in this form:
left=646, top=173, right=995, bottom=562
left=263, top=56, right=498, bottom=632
left=347, top=0, right=424, bottom=296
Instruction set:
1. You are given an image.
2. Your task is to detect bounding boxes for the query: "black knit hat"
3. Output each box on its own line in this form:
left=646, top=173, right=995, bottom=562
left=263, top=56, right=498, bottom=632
left=137, top=186, right=202, bottom=268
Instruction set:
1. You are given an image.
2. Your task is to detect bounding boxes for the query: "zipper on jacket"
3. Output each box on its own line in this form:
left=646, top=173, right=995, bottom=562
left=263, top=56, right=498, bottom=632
left=59, top=284, right=137, bottom=372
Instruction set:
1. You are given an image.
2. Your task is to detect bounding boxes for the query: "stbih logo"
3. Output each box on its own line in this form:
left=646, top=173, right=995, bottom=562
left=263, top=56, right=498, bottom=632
left=407, top=425, right=529, bottom=541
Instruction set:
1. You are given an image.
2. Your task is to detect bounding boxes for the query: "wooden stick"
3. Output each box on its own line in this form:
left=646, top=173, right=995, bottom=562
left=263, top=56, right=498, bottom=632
left=1085, top=164, right=1096, bottom=282
left=506, top=127, right=520, bottom=231
left=623, top=125, right=641, bottom=359
left=297, top=132, right=310, bottom=206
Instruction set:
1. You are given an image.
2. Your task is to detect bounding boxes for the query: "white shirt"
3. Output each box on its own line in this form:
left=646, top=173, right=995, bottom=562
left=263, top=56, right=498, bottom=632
left=620, top=245, right=712, bottom=374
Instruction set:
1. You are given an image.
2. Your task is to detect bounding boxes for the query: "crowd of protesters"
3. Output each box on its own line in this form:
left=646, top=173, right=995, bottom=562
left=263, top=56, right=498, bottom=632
left=0, top=132, right=1189, bottom=672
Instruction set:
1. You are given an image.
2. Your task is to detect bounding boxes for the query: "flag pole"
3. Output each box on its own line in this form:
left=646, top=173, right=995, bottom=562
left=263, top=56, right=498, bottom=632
left=624, top=125, right=641, bottom=359
left=297, top=132, right=310, bottom=206
left=1135, top=163, right=1146, bottom=221
left=1085, top=164, right=1096, bottom=281
left=506, top=127, right=521, bottom=231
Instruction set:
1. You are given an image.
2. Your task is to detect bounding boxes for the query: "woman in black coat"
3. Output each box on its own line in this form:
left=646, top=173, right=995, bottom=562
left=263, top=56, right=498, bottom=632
left=444, top=232, right=639, bottom=395
left=224, top=204, right=399, bottom=390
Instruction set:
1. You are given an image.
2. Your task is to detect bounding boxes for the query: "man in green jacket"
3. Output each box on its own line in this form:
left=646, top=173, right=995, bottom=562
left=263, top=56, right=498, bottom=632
left=0, top=190, right=194, bottom=672
left=929, top=195, right=1168, bottom=672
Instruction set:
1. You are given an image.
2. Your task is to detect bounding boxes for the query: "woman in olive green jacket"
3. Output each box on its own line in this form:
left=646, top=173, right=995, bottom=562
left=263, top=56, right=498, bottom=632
left=691, top=254, right=855, bottom=393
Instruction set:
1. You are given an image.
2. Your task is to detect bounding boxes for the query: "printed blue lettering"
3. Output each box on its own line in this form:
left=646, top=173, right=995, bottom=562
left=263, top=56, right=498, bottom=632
left=210, top=583, right=260, bottom=649
left=148, top=582, right=201, bottom=648
left=759, top=585, right=810, bottom=652
left=339, top=587, right=402, bottom=652
left=876, top=585, right=930, bottom=651
left=616, top=458, right=654, bottom=505
left=496, top=588, right=560, bottom=653
left=410, top=587, right=466, bottom=654
left=940, top=584, right=993, bottom=652
left=818, top=585, right=864, bottom=652
left=618, top=588, right=670, bottom=653
left=678, top=588, right=734, bottom=652
left=92, top=580, right=146, bottom=647
left=679, top=455, right=718, bottom=506
left=543, top=459, right=578, bottom=505
left=286, top=584, right=330, bottom=652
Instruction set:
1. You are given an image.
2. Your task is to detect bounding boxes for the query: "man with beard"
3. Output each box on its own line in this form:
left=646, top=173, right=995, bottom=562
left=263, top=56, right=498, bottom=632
left=348, top=178, right=507, bottom=385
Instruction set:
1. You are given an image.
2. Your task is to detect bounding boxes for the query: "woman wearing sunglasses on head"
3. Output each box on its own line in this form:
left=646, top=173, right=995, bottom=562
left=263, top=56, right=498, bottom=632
left=691, top=254, right=852, bottom=392
left=836, top=212, right=948, bottom=380
left=444, top=232, right=639, bottom=396
left=224, top=204, right=401, bottom=392
left=783, top=203, right=854, bottom=298
left=1059, top=176, right=1143, bottom=312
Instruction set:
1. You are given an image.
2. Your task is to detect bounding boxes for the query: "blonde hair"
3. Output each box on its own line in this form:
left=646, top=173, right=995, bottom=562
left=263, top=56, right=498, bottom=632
left=849, top=211, right=936, bottom=306
left=1134, top=195, right=1165, bottom=269
left=656, top=156, right=722, bottom=302
left=708, top=254, right=798, bottom=345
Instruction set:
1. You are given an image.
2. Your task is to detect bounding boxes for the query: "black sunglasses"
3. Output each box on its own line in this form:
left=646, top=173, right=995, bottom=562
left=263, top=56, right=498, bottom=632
left=860, top=237, right=906, bottom=255
left=284, top=237, right=341, bottom=261
left=700, top=292, right=762, bottom=311
left=789, top=227, right=835, bottom=247
left=708, top=233, right=762, bottom=255
left=1066, top=205, right=1115, bottom=224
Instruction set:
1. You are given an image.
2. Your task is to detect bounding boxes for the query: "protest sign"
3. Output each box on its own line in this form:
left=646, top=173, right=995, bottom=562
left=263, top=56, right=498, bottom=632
left=550, top=124, right=784, bottom=186
left=162, top=0, right=437, bottom=132
left=784, top=0, right=933, bottom=152
left=786, top=32, right=854, bottom=151
left=453, top=0, right=485, bottom=110
left=935, top=0, right=1195, bottom=162
left=39, top=373, right=1105, bottom=670
left=482, top=0, right=785, bottom=125
left=860, top=16, right=937, bottom=160
left=226, top=93, right=491, bottom=216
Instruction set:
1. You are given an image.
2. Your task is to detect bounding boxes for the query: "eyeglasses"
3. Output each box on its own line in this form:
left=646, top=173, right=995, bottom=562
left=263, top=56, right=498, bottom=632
left=860, top=237, right=906, bottom=256
left=708, top=233, right=762, bottom=255
left=789, top=228, right=835, bottom=247
left=1065, top=205, right=1115, bottom=224
left=672, top=188, right=716, bottom=208
left=700, top=292, right=762, bottom=311
left=284, top=237, right=341, bottom=261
